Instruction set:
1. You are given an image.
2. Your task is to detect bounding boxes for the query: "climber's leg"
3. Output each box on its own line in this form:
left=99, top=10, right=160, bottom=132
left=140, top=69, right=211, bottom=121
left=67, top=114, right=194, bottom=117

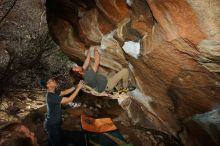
left=105, top=68, right=129, bottom=91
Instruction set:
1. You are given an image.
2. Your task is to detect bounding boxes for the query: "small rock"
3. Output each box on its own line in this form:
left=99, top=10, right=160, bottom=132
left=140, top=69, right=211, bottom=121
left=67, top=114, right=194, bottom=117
left=26, top=105, right=31, bottom=110
left=8, top=106, right=20, bottom=115
left=17, top=93, right=29, bottom=100
left=93, top=108, right=99, bottom=112
left=0, top=102, right=9, bottom=110
left=28, top=95, right=37, bottom=100
left=36, top=102, right=43, bottom=105
left=146, top=131, right=151, bottom=135
left=82, top=104, right=87, bottom=108
left=20, top=109, right=25, bottom=112
left=95, top=104, right=102, bottom=109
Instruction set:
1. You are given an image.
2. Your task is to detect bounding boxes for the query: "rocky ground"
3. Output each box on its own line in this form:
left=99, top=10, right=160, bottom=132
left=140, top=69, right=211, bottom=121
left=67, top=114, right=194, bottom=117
left=0, top=90, right=181, bottom=146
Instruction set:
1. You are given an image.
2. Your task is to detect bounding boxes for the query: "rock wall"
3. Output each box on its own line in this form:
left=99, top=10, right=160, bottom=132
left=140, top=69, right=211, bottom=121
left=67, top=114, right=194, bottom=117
left=45, top=0, right=220, bottom=146
left=0, top=0, right=47, bottom=90
left=0, top=0, right=76, bottom=94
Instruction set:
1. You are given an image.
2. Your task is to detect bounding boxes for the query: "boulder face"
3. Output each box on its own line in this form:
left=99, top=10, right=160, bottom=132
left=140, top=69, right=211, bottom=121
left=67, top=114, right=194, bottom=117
left=0, top=0, right=77, bottom=94
left=0, top=0, right=48, bottom=93
left=146, top=0, right=207, bottom=43
left=46, top=0, right=220, bottom=146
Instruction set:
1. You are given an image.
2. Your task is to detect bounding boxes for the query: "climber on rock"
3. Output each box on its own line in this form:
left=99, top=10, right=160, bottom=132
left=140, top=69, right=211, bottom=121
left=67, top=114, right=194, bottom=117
left=71, top=47, right=135, bottom=93
left=40, top=77, right=85, bottom=146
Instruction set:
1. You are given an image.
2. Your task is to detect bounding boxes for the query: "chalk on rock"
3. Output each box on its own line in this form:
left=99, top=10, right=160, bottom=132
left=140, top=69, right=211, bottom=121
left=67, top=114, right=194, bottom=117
left=100, top=30, right=116, bottom=50
left=126, top=0, right=133, bottom=7
left=122, top=41, right=141, bottom=59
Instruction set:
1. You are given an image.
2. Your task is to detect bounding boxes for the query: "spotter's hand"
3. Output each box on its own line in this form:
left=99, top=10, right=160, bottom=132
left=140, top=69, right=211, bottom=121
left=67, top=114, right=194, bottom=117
left=77, top=80, right=85, bottom=89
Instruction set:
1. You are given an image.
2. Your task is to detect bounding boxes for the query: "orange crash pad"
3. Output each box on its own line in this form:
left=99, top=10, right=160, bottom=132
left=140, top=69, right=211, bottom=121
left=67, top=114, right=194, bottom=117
left=81, top=115, right=117, bottom=133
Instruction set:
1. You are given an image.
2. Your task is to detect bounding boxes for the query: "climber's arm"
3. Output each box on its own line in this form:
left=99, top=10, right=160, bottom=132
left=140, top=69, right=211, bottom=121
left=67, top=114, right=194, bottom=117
left=92, top=47, right=100, bottom=72
left=60, top=87, right=75, bottom=97
left=82, top=48, right=91, bottom=70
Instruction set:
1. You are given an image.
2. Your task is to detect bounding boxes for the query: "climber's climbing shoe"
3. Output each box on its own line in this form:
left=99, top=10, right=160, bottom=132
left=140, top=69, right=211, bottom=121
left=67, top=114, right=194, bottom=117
left=116, top=85, right=136, bottom=94
left=127, top=85, right=136, bottom=91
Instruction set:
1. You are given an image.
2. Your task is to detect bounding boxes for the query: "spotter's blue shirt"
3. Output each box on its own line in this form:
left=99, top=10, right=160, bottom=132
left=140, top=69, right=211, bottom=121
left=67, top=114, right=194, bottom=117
left=45, top=91, right=63, bottom=125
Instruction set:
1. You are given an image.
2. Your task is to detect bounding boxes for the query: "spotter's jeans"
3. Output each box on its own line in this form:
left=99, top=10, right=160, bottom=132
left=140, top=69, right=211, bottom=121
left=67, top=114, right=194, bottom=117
left=44, top=121, right=86, bottom=146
